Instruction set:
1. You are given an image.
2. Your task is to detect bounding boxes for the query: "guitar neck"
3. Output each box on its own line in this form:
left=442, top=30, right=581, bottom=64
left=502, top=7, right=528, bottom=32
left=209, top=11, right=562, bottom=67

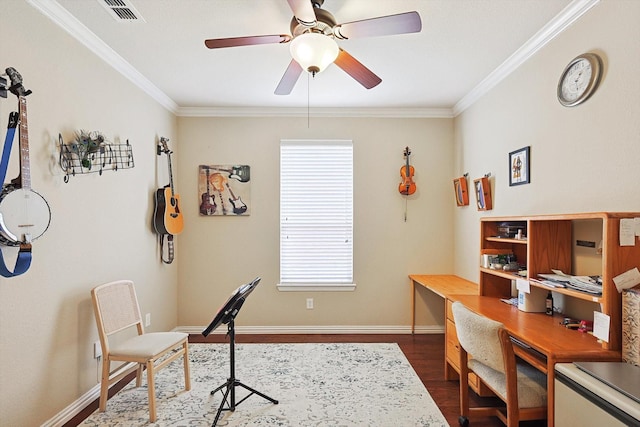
left=225, top=182, right=237, bottom=199
left=18, top=96, right=31, bottom=190
left=160, top=138, right=176, bottom=198
left=166, top=152, right=175, bottom=197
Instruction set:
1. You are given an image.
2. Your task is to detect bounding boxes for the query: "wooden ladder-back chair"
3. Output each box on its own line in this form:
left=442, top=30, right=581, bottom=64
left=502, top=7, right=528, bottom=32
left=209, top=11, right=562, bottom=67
left=451, top=301, right=547, bottom=427
left=91, top=279, right=191, bottom=422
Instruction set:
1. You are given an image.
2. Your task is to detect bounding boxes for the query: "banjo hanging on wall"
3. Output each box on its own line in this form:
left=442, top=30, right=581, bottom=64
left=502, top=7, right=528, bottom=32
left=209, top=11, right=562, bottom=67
left=0, top=67, right=51, bottom=248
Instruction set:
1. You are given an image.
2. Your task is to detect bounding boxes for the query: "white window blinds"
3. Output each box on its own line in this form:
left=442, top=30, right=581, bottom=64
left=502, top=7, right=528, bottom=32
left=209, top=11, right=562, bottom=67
left=280, top=140, right=353, bottom=289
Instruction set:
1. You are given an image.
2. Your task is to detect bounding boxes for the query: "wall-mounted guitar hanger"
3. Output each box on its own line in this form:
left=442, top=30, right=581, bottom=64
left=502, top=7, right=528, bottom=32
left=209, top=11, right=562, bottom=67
left=0, top=75, right=7, bottom=98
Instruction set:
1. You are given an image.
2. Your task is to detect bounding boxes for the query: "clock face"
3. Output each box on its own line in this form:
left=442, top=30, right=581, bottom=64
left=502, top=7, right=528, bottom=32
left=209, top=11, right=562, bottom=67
left=557, top=53, right=602, bottom=107
left=560, top=58, right=592, bottom=102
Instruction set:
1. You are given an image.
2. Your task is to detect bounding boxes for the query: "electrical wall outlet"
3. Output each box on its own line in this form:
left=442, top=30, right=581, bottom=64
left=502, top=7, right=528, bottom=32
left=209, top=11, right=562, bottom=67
left=145, top=313, right=151, bottom=327
left=93, top=340, right=102, bottom=359
left=306, top=298, right=314, bottom=309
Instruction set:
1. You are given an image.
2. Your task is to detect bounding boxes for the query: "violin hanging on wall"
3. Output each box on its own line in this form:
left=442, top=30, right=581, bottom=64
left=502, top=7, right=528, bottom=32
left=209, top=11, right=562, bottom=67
left=399, top=146, right=416, bottom=195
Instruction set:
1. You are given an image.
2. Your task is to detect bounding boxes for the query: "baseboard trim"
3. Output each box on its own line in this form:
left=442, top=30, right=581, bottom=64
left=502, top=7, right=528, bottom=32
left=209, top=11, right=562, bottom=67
left=41, top=383, right=101, bottom=427
left=42, top=362, right=138, bottom=427
left=174, top=325, right=444, bottom=335
left=413, top=325, right=445, bottom=334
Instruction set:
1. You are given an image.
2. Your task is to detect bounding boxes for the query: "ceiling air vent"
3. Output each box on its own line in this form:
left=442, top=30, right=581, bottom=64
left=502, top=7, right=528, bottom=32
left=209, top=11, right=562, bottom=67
left=98, top=0, right=146, bottom=23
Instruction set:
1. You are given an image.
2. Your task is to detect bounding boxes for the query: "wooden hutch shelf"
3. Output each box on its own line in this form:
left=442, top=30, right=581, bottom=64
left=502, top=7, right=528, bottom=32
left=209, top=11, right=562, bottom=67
left=480, top=212, right=640, bottom=351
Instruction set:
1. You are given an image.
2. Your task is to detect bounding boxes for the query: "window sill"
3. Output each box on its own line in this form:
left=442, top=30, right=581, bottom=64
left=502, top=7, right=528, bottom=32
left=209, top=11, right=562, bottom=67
left=277, top=283, right=356, bottom=292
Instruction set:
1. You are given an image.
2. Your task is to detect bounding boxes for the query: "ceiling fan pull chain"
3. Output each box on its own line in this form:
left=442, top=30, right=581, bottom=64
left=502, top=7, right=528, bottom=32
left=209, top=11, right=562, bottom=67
left=307, top=72, right=310, bottom=128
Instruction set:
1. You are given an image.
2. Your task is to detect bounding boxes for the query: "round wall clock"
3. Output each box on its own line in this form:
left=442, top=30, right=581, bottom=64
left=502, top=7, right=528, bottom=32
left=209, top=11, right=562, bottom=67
left=557, top=53, right=603, bottom=107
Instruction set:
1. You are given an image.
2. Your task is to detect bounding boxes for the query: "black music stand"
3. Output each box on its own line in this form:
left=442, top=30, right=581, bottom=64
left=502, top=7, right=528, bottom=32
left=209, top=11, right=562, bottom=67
left=202, top=277, right=278, bottom=426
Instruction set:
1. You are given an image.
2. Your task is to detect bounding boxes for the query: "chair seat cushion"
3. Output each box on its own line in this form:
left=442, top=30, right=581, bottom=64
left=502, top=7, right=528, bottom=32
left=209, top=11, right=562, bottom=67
left=110, top=332, right=188, bottom=359
left=469, top=359, right=547, bottom=408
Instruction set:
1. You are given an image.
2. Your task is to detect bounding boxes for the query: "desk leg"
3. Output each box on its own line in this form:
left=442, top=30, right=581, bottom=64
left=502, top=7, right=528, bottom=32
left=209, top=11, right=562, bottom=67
left=411, top=280, right=416, bottom=334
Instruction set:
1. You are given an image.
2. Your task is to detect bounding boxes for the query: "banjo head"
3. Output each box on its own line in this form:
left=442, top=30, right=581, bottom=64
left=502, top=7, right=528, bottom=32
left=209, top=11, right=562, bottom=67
left=0, top=188, right=51, bottom=246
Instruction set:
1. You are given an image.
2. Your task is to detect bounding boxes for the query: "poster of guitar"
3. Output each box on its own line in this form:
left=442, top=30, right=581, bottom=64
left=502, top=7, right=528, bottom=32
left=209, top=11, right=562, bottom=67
left=198, top=164, right=250, bottom=216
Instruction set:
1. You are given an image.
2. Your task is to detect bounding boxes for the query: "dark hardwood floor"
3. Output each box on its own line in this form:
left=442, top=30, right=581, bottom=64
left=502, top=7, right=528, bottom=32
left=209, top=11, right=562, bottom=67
left=66, top=333, right=547, bottom=426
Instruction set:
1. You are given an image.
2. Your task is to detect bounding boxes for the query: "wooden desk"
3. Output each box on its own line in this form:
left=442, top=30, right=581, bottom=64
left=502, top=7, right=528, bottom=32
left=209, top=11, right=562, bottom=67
left=409, top=275, right=492, bottom=394
left=452, top=294, right=621, bottom=426
left=409, top=274, right=478, bottom=334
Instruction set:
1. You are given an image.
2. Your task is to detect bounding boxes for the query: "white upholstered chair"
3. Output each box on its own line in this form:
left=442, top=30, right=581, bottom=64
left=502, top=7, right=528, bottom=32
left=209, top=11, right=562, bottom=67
left=451, top=301, right=547, bottom=427
left=91, top=279, right=191, bottom=422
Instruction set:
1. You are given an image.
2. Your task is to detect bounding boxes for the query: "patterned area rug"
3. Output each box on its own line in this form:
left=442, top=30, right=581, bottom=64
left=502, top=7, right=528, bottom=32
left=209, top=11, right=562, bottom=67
left=81, top=342, right=448, bottom=426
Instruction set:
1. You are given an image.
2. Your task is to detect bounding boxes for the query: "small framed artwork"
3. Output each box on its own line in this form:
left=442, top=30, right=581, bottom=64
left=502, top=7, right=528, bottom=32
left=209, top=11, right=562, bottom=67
left=509, top=146, right=530, bottom=186
left=198, top=164, right=251, bottom=216
left=473, top=176, right=493, bottom=211
left=453, top=176, right=469, bottom=206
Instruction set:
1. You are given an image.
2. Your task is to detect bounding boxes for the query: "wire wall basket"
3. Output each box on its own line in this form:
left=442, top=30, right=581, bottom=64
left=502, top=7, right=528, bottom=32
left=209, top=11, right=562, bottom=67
left=58, top=132, right=134, bottom=183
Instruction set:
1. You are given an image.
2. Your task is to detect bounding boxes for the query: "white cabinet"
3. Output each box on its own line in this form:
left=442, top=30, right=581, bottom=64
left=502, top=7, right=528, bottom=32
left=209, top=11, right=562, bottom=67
left=554, top=363, right=640, bottom=426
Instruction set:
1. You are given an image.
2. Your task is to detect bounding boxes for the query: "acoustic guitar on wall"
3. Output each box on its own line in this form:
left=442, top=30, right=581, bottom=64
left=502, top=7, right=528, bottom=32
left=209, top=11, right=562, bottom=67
left=153, top=137, right=184, bottom=235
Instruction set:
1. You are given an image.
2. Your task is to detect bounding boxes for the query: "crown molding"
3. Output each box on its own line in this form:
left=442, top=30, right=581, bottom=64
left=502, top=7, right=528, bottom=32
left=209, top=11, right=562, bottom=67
left=27, top=0, right=179, bottom=114
left=176, top=106, right=454, bottom=118
left=452, top=0, right=600, bottom=116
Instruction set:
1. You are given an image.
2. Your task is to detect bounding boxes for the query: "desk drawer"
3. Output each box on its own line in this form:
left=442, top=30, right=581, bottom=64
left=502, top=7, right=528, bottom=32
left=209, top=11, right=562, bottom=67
left=446, top=319, right=460, bottom=369
left=446, top=299, right=455, bottom=321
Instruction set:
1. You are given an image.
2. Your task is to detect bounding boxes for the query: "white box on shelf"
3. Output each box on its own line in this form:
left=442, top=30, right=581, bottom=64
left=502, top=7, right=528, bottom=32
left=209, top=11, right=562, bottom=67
left=518, top=285, right=547, bottom=313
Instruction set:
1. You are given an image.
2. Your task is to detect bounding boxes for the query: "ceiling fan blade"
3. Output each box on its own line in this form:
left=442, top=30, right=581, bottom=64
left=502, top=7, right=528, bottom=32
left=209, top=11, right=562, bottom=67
left=204, top=34, right=291, bottom=49
left=275, top=60, right=303, bottom=95
left=286, top=0, right=317, bottom=27
left=334, top=49, right=381, bottom=90
left=334, top=11, right=421, bottom=39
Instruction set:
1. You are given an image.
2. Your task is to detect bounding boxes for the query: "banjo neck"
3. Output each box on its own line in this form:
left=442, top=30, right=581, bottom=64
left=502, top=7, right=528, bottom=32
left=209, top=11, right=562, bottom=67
left=14, top=96, right=31, bottom=191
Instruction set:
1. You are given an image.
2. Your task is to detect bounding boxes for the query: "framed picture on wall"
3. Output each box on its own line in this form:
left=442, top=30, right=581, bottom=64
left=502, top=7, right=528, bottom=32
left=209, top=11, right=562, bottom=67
left=509, top=146, right=530, bottom=186
left=198, top=164, right=251, bottom=216
left=453, top=176, right=469, bottom=206
left=473, top=176, right=492, bottom=211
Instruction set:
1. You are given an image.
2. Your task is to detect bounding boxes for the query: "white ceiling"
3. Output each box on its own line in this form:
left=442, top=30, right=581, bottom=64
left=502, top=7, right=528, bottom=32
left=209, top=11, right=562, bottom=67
left=33, top=0, right=596, bottom=116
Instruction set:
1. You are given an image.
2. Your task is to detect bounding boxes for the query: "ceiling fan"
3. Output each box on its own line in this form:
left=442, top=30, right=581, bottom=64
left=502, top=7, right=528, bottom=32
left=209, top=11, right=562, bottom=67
left=204, top=0, right=422, bottom=95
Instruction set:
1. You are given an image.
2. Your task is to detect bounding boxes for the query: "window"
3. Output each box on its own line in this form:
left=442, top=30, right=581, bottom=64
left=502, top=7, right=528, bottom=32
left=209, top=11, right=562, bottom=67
left=279, top=140, right=354, bottom=291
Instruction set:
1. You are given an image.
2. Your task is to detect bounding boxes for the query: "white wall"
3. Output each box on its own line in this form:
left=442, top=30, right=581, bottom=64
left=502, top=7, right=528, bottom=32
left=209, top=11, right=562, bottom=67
left=0, top=2, right=177, bottom=425
left=176, top=116, right=454, bottom=330
left=452, top=0, right=640, bottom=282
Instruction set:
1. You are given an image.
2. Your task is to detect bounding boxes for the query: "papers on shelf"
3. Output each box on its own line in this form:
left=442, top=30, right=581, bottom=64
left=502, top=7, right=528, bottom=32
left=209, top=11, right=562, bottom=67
left=537, top=270, right=603, bottom=295
left=538, top=272, right=570, bottom=282
left=530, top=278, right=566, bottom=288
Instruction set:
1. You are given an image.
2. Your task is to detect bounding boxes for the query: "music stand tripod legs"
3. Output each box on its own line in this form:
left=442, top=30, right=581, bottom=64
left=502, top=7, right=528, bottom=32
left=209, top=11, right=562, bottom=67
left=210, top=319, right=278, bottom=426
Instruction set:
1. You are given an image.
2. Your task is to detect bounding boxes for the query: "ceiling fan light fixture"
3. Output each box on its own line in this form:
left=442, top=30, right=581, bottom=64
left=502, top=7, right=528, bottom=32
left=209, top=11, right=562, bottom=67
left=289, top=32, right=339, bottom=75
